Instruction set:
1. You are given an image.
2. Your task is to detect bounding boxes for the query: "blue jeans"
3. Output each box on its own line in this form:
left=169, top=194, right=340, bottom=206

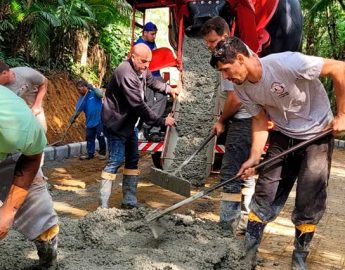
left=103, top=128, right=139, bottom=174
left=86, top=123, right=106, bottom=157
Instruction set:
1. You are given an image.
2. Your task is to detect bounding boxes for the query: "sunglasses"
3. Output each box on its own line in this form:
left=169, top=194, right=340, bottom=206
left=213, top=39, right=233, bottom=57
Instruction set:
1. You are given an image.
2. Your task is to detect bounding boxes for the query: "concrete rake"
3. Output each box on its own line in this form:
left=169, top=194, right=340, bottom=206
left=150, top=132, right=216, bottom=197
left=146, top=129, right=333, bottom=239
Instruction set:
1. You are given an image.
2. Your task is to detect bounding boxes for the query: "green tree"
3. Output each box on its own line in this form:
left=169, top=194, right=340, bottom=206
left=0, top=0, right=132, bottom=84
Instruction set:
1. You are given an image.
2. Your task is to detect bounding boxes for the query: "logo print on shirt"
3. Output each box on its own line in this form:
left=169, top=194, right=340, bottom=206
left=270, top=82, right=288, bottom=98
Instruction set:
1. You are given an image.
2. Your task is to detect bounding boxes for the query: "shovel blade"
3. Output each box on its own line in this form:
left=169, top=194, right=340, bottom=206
left=146, top=210, right=170, bottom=239
left=148, top=219, right=168, bottom=239
left=149, top=167, right=191, bottom=197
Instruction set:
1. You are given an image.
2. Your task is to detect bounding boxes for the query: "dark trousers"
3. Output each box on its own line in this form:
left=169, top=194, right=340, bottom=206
left=220, top=118, right=254, bottom=193
left=0, top=155, right=18, bottom=201
left=251, top=131, right=334, bottom=225
left=103, top=128, right=139, bottom=174
left=86, top=123, right=106, bottom=157
left=143, top=77, right=167, bottom=134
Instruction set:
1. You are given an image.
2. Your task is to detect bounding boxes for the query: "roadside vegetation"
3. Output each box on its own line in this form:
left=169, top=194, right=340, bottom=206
left=0, top=0, right=344, bottom=115
left=0, top=0, right=132, bottom=85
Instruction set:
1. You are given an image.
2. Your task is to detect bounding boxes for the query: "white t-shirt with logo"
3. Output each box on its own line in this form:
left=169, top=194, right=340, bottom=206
left=6, top=67, right=46, bottom=108
left=221, top=79, right=252, bottom=119
left=234, top=52, right=333, bottom=140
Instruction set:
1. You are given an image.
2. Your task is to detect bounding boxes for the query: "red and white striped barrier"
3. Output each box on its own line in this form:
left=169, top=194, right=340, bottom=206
left=138, top=141, right=225, bottom=154
left=214, top=145, right=225, bottom=154
left=138, top=142, right=164, bottom=152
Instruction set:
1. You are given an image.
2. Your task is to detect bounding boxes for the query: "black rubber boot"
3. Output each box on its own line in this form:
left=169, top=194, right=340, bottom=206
left=121, top=175, right=139, bottom=209
left=291, top=228, right=314, bottom=270
left=243, top=220, right=266, bottom=269
left=219, top=200, right=241, bottom=236
left=34, top=235, right=58, bottom=270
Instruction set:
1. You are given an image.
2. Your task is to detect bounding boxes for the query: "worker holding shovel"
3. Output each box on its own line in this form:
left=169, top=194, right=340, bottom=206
left=72, top=80, right=107, bottom=160
left=201, top=16, right=256, bottom=236
left=0, top=85, right=59, bottom=269
left=210, top=37, right=345, bottom=269
left=100, top=43, right=179, bottom=209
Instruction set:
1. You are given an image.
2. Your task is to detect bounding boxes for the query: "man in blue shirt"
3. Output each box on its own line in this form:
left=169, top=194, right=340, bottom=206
left=135, top=22, right=168, bottom=142
left=73, top=80, right=106, bottom=160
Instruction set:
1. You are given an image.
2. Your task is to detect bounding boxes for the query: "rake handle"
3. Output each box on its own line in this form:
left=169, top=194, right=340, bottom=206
left=49, top=90, right=90, bottom=146
left=146, top=129, right=333, bottom=222
left=202, top=129, right=333, bottom=195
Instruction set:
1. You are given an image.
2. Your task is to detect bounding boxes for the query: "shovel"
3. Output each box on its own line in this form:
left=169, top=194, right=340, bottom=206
left=146, top=129, right=333, bottom=239
left=150, top=132, right=216, bottom=197
left=49, top=121, right=74, bottom=146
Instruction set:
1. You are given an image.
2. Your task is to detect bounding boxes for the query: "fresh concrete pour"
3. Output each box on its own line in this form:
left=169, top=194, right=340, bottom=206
left=1, top=208, right=250, bottom=270
left=0, top=38, right=249, bottom=270
left=173, top=37, right=219, bottom=186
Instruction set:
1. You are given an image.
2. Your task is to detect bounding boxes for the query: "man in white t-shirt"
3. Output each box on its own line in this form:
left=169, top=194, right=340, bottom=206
left=0, top=61, right=49, bottom=185
left=0, top=61, right=48, bottom=130
left=201, top=16, right=255, bottom=236
left=210, top=36, right=345, bottom=269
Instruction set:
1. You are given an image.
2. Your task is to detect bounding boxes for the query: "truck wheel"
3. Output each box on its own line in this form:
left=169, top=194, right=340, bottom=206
left=151, top=152, right=162, bottom=169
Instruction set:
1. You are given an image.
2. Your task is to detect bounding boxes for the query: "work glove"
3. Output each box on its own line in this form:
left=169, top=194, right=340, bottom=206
left=0, top=185, right=28, bottom=240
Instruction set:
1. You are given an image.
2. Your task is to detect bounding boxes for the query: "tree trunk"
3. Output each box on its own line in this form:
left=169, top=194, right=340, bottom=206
left=74, top=30, right=89, bottom=66
left=304, top=19, right=318, bottom=55
left=326, top=7, right=338, bottom=58
left=88, top=44, right=107, bottom=86
left=338, top=0, right=345, bottom=11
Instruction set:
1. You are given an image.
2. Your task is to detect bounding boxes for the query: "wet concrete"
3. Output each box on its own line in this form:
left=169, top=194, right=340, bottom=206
left=3, top=149, right=345, bottom=270
left=1, top=208, right=250, bottom=270
left=172, top=37, right=219, bottom=186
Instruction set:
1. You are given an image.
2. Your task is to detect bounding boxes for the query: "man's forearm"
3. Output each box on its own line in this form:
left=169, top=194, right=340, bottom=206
left=250, top=110, right=269, bottom=161
left=320, top=59, right=345, bottom=132
left=13, top=153, right=42, bottom=190
left=333, top=63, right=345, bottom=117
left=33, top=79, right=48, bottom=108
left=321, top=59, right=345, bottom=116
